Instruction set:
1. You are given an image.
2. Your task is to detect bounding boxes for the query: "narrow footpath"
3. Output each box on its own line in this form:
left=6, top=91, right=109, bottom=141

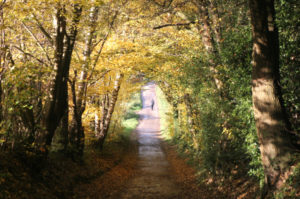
left=74, top=83, right=257, bottom=199
left=114, top=82, right=180, bottom=198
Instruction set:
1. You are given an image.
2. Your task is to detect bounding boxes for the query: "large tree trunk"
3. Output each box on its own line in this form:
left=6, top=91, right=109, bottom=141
left=95, top=73, right=123, bottom=150
left=43, top=4, right=82, bottom=153
left=59, top=110, right=69, bottom=152
left=249, top=0, right=296, bottom=196
left=69, top=87, right=84, bottom=156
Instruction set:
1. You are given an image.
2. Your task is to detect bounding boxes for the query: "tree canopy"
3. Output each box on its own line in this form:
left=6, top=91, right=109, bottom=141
left=0, top=0, right=299, bottom=198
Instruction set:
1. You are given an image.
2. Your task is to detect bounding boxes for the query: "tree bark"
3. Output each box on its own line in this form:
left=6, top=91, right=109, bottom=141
left=0, top=4, right=14, bottom=149
left=194, top=0, right=223, bottom=91
left=0, top=5, right=6, bottom=124
left=76, top=4, right=99, bottom=111
left=249, top=0, right=297, bottom=196
left=95, top=73, right=123, bottom=150
left=97, top=93, right=109, bottom=137
left=208, top=0, right=222, bottom=54
left=69, top=3, right=99, bottom=156
left=69, top=75, right=84, bottom=156
left=43, top=3, right=82, bottom=153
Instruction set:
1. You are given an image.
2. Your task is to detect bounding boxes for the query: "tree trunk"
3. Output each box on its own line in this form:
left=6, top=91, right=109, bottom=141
left=249, top=0, right=296, bottom=196
left=194, top=0, right=223, bottom=91
left=0, top=4, right=14, bottom=149
left=94, top=112, right=99, bottom=134
left=196, top=0, right=215, bottom=52
left=184, top=93, right=199, bottom=149
left=95, top=73, right=123, bottom=149
left=98, top=94, right=109, bottom=136
left=209, top=0, right=222, bottom=54
left=69, top=3, right=99, bottom=156
left=54, top=109, right=69, bottom=152
left=0, top=5, right=5, bottom=124
left=76, top=5, right=98, bottom=106
left=43, top=4, right=82, bottom=153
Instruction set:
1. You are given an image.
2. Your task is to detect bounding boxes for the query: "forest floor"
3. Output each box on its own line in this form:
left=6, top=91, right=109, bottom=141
left=0, top=83, right=260, bottom=199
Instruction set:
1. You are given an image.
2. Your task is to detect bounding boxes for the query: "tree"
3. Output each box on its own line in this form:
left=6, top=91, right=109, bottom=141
left=95, top=72, right=123, bottom=149
left=68, top=0, right=119, bottom=155
left=68, top=1, right=100, bottom=156
left=42, top=2, right=82, bottom=154
left=0, top=1, right=8, bottom=123
left=249, top=0, right=298, bottom=196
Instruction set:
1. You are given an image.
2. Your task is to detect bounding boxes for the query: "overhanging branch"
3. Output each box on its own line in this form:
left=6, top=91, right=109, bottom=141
left=13, top=46, right=49, bottom=67
left=22, top=22, right=53, bottom=65
left=153, top=21, right=195, bottom=30
left=32, top=14, right=53, bottom=46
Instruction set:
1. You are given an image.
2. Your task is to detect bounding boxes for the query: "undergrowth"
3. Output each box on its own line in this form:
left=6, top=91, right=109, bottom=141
left=0, top=91, right=142, bottom=199
left=155, top=84, right=260, bottom=199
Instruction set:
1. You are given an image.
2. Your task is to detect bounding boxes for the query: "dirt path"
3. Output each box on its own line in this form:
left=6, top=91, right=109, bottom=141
left=114, top=82, right=180, bottom=198
left=73, top=83, right=258, bottom=199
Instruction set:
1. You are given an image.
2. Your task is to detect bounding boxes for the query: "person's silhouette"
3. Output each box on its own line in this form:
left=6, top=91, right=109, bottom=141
left=151, top=99, right=155, bottom=110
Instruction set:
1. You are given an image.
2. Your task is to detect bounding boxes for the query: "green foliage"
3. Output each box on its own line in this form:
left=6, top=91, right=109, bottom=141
left=0, top=62, right=48, bottom=149
left=155, top=86, right=174, bottom=140
left=121, top=93, right=142, bottom=137
left=153, top=0, right=265, bottom=184
left=276, top=0, right=300, bottom=132
left=273, top=162, right=300, bottom=199
left=157, top=50, right=263, bottom=180
left=107, top=91, right=142, bottom=142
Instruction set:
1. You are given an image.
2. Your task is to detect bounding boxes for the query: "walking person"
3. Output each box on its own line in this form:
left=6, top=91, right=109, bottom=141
left=151, top=99, right=155, bottom=110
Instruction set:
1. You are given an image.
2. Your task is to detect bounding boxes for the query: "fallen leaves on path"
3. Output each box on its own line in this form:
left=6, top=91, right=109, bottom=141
left=73, top=142, right=138, bottom=199
left=162, top=142, right=260, bottom=199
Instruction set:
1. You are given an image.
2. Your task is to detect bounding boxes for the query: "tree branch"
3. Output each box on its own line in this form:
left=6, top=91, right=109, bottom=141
left=32, top=14, right=54, bottom=46
left=153, top=21, right=195, bottom=29
left=88, top=10, right=118, bottom=81
left=22, top=22, right=53, bottom=65
left=0, top=0, right=6, bottom=9
left=13, top=46, right=49, bottom=67
left=87, top=69, right=112, bottom=87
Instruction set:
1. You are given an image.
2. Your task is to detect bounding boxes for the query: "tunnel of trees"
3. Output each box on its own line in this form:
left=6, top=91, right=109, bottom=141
left=0, top=0, right=299, bottom=198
